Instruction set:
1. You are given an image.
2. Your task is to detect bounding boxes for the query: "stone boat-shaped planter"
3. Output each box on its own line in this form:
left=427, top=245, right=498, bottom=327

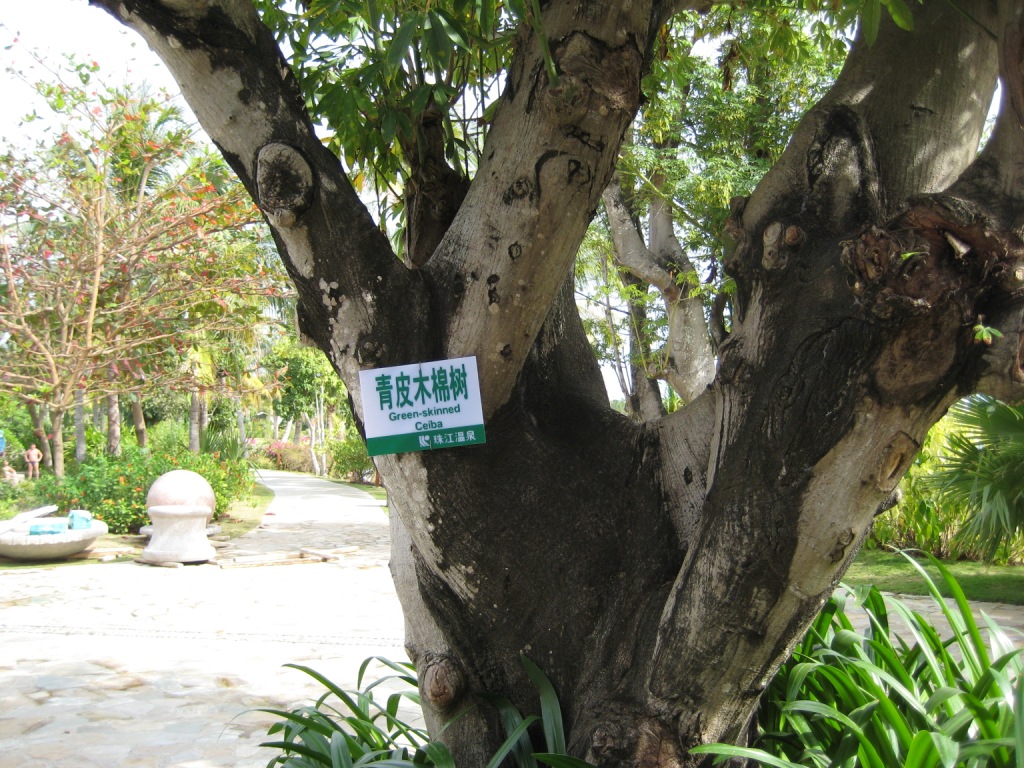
left=0, top=506, right=109, bottom=561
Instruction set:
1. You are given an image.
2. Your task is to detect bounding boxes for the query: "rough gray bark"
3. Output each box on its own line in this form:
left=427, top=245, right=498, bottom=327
left=91, top=1, right=1024, bottom=766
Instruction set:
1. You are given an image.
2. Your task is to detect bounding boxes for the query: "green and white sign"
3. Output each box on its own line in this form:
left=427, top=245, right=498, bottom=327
left=359, top=357, right=486, bottom=457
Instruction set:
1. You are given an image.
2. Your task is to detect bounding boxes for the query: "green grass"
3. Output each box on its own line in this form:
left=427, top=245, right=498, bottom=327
left=324, top=475, right=388, bottom=510
left=350, top=482, right=387, bottom=502
left=846, top=547, right=1024, bottom=605
left=216, top=482, right=275, bottom=538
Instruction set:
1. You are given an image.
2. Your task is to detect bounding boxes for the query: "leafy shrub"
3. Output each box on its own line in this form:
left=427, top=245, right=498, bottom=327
left=2, top=432, right=27, bottom=472
left=82, top=424, right=107, bottom=460
left=695, top=554, right=1023, bottom=767
left=247, top=450, right=276, bottom=470
left=328, top=435, right=375, bottom=483
left=872, top=402, right=1024, bottom=563
left=923, top=396, right=1024, bottom=561
left=33, top=446, right=252, bottom=533
left=148, top=420, right=189, bottom=454
left=260, top=440, right=314, bottom=473
left=0, top=479, right=26, bottom=518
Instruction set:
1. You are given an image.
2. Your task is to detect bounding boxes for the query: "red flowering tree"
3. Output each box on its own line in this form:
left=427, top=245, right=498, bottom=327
left=0, top=62, right=282, bottom=474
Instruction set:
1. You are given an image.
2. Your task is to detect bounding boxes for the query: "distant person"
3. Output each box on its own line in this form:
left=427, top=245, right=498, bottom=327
left=24, top=444, right=42, bottom=479
left=2, top=461, right=17, bottom=484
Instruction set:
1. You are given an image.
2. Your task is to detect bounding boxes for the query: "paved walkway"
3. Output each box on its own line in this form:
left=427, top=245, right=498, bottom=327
left=0, top=471, right=1021, bottom=767
left=0, top=470, right=405, bottom=768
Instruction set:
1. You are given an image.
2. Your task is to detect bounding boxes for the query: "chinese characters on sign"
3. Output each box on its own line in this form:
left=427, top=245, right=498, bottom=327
left=358, top=357, right=486, bottom=457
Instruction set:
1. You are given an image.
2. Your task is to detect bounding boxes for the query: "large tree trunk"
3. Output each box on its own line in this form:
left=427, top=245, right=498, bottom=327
left=93, top=1, right=1024, bottom=765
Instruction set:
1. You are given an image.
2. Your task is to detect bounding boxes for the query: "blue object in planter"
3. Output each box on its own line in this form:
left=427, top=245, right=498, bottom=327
left=29, top=519, right=69, bottom=535
left=69, top=510, right=93, bottom=530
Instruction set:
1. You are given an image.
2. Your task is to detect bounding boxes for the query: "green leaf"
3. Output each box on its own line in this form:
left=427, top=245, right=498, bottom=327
left=424, top=741, right=457, bottom=768
left=533, top=755, right=598, bottom=768
left=1015, top=675, right=1023, bottom=768
left=485, top=714, right=540, bottom=768
left=478, top=0, right=496, bottom=32
left=904, top=731, right=958, bottom=768
left=521, top=655, right=567, bottom=755
left=424, top=12, right=455, bottom=66
left=430, top=9, right=472, bottom=52
left=329, top=731, right=354, bottom=768
left=386, top=16, right=420, bottom=76
left=862, top=0, right=882, bottom=45
left=689, top=743, right=806, bottom=768
left=882, top=0, right=915, bottom=31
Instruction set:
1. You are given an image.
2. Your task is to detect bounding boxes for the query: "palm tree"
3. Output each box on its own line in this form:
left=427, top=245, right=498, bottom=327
left=925, top=396, right=1024, bottom=560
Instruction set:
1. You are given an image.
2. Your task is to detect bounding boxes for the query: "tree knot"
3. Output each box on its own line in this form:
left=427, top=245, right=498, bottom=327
left=421, top=656, right=466, bottom=713
left=256, top=143, right=315, bottom=228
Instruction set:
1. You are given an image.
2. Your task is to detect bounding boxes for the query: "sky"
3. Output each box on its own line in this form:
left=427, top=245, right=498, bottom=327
left=0, top=0, right=189, bottom=144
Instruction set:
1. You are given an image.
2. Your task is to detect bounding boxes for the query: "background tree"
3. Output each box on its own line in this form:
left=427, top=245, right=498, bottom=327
left=91, top=1, right=1024, bottom=765
left=264, top=340, right=348, bottom=475
left=577, top=8, right=845, bottom=418
left=0, top=63, right=284, bottom=473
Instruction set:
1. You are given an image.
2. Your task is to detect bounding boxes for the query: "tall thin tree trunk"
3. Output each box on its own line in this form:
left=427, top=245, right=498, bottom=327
left=106, top=393, right=121, bottom=456
left=26, top=402, right=53, bottom=471
left=130, top=393, right=147, bottom=449
left=74, top=389, right=87, bottom=464
left=236, top=396, right=247, bottom=457
left=50, top=408, right=66, bottom=478
left=199, top=397, right=209, bottom=434
left=189, top=390, right=201, bottom=453
left=303, top=413, right=320, bottom=476
left=93, top=396, right=104, bottom=430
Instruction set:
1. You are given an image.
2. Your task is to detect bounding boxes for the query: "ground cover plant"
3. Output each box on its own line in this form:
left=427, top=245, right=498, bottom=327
left=695, top=556, right=1024, bottom=768
left=260, top=656, right=592, bottom=768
